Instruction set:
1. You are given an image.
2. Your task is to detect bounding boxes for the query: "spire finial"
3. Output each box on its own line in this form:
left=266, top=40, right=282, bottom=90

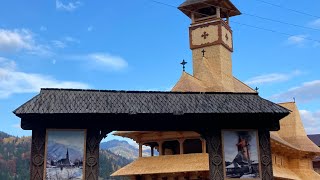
left=202, top=49, right=206, bottom=57
left=180, top=59, right=187, bottom=71
left=293, top=97, right=296, bottom=102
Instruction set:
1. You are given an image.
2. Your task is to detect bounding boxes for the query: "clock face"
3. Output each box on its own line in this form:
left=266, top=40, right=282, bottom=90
left=191, top=25, right=219, bottom=46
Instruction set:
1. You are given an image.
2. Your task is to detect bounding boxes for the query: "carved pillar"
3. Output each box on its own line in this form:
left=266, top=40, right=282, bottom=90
left=30, top=129, right=46, bottom=180
left=203, top=130, right=224, bottom=180
left=85, top=129, right=109, bottom=180
left=259, top=130, right=274, bottom=180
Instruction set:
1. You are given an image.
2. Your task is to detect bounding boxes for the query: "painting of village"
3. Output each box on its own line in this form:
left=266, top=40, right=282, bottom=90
left=223, top=130, right=260, bottom=179
left=45, top=130, right=86, bottom=180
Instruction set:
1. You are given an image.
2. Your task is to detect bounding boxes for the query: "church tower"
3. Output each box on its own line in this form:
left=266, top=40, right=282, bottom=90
left=66, top=148, right=69, bottom=160
left=173, top=0, right=248, bottom=92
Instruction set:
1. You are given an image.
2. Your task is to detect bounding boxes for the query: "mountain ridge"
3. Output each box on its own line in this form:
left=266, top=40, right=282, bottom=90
left=101, top=139, right=152, bottom=160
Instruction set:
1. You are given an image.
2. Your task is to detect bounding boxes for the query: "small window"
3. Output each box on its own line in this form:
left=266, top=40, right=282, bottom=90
left=195, top=7, right=216, bottom=20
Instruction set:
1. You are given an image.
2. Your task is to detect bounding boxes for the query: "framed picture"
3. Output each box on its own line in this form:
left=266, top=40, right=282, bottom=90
left=222, top=130, right=261, bottom=179
left=44, top=129, right=86, bottom=180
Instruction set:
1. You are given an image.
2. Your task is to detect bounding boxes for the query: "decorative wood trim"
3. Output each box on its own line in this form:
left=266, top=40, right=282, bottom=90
left=259, top=130, right=274, bottom=180
left=30, top=129, right=46, bottom=180
left=189, top=20, right=233, bottom=52
left=85, top=129, right=109, bottom=180
left=203, top=130, right=224, bottom=180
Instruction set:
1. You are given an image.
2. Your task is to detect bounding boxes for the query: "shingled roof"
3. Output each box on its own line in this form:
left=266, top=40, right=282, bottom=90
left=14, top=88, right=288, bottom=115
left=13, top=88, right=289, bottom=130
left=308, top=134, right=320, bottom=147
left=178, top=0, right=241, bottom=18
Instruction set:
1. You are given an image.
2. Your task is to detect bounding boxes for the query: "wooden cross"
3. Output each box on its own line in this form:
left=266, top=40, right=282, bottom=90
left=201, top=49, right=206, bottom=57
left=201, top=31, right=209, bottom=39
left=180, top=59, right=187, bottom=72
left=225, top=34, right=229, bottom=41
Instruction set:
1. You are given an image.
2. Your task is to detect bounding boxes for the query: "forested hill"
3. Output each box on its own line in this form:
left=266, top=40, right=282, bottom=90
left=0, top=131, right=131, bottom=180
left=0, top=132, right=31, bottom=180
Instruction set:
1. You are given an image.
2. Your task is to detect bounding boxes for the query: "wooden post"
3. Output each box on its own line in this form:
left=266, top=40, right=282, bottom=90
left=258, top=130, right=274, bottom=180
left=226, top=11, right=230, bottom=25
left=191, top=12, right=195, bottom=23
left=85, top=129, right=109, bottom=180
left=202, top=129, right=224, bottom=180
left=30, top=129, right=46, bottom=180
left=179, top=139, right=185, bottom=154
left=139, top=143, right=143, bottom=157
left=216, top=7, right=221, bottom=18
left=201, top=139, right=206, bottom=153
left=151, top=146, right=154, bottom=156
left=158, top=141, right=163, bottom=156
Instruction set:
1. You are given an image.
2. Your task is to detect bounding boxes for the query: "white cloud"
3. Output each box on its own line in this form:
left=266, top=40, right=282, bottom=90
left=309, top=18, right=320, bottom=28
left=0, top=57, right=90, bottom=98
left=0, top=28, right=51, bottom=56
left=87, top=53, right=128, bottom=71
left=271, top=80, right=320, bottom=103
left=299, top=110, right=320, bottom=134
left=245, top=70, right=301, bottom=85
left=287, top=35, right=308, bottom=46
left=56, top=0, right=82, bottom=12
left=0, top=29, right=32, bottom=52
left=87, top=26, right=93, bottom=32
left=52, top=40, right=66, bottom=48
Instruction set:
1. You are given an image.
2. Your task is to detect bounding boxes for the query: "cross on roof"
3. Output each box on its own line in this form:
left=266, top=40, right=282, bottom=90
left=180, top=59, right=187, bottom=71
left=201, top=31, right=209, bottom=39
left=201, top=49, right=206, bottom=57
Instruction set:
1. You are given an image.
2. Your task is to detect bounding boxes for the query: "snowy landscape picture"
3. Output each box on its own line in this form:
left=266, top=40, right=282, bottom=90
left=44, top=130, right=86, bottom=180
left=223, top=130, right=260, bottom=179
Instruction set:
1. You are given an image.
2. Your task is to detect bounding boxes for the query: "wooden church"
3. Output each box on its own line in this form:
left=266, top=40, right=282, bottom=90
left=13, top=0, right=319, bottom=180
left=111, top=0, right=320, bottom=180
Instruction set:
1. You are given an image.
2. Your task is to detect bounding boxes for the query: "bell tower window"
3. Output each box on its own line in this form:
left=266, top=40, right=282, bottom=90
left=193, top=6, right=217, bottom=22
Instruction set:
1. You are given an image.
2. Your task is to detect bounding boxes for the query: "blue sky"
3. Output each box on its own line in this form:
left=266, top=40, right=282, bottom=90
left=0, top=0, right=320, bottom=141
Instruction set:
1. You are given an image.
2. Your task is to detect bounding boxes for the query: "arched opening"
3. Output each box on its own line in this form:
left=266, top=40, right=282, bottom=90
left=183, top=139, right=202, bottom=154
left=144, top=142, right=159, bottom=157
